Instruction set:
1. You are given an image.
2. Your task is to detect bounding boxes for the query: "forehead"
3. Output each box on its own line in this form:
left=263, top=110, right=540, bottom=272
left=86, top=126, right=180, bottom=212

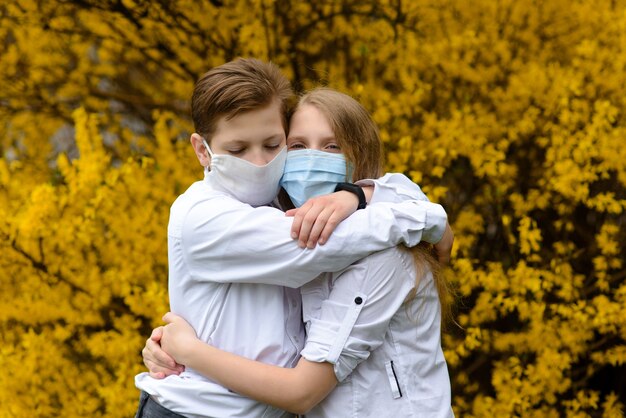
left=212, top=100, right=286, bottom=143
left=288, top=104, right=333, bottom=135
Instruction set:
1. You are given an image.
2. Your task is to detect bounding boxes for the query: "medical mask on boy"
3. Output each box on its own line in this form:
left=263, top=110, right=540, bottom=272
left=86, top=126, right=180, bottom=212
left=202, top=139, right=287, bottom=207
left=280, top=149, right=352, bottom=208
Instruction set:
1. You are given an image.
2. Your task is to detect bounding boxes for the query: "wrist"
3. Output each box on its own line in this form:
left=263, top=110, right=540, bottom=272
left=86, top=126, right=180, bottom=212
left=362, top=185, right=373, bottom=204
left=334, top=182, right=366, bottom=210
left=175, top=336, right=200, bottom=366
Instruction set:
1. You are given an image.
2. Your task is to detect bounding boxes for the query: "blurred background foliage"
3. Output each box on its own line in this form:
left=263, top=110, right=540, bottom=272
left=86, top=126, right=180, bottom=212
left=0, top=0, right=624, bottom=416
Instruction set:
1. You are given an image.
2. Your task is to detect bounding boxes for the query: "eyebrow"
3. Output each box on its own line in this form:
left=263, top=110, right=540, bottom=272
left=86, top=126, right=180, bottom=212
left=287, top=135, right=336, bottom=141
left=225, top=134, right=284, bottom=145
left=261, top=134, right=285, bottom=142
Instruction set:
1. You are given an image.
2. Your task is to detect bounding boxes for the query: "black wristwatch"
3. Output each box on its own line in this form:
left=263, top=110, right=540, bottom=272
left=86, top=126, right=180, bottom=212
left=334, top=182, right=367, bottom=210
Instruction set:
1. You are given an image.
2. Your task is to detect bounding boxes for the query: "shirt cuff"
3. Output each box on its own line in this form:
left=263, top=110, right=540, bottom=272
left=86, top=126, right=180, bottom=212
left=421, top=202, right=447, bottom=244
left=301, top=329, right=370, bottom=382
left=356, top=173, right=429, bottom=204
left=301, top=340, right=369, bottom=383
left=300, top=291, right=369, bottom=382
left=357, top=174, right=447, bottom=245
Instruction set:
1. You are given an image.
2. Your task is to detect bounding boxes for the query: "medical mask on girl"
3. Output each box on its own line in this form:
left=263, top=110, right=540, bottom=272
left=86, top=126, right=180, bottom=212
left=280, top=149, right=353, bottom=208
left=202, top=139, right=287, bottom=207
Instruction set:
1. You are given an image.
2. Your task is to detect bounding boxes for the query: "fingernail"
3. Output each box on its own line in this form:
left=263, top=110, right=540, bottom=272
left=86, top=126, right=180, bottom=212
left=291, top=232, right=297, bottom=239
left=298, top=241, right=306, bottom=248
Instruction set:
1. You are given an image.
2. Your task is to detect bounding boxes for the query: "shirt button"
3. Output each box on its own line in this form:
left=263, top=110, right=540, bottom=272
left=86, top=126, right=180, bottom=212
left=354, top=296, right=363, bottom=305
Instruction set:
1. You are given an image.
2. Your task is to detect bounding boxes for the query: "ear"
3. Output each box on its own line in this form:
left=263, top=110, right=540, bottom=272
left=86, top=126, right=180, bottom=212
left=190, top=133, right=211, bottom=167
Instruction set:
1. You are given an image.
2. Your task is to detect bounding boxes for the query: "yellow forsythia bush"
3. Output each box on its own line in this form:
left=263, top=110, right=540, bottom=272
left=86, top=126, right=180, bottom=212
left=0, top=1, right=624, bottom=416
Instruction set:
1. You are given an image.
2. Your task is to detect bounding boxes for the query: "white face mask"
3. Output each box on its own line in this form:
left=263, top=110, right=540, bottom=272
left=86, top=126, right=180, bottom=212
left=202, top=139, right=287, bottom=207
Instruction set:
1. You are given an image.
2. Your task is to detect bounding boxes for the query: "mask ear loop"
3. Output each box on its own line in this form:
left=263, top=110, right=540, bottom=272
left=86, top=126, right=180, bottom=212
left=201, top=138, right=214, bottom=172
left=201, top=138, right=214, bottom=158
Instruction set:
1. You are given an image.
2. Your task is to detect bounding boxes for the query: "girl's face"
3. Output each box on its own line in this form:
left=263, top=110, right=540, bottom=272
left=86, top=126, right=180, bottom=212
left=287, top=104, right=341, bottom=154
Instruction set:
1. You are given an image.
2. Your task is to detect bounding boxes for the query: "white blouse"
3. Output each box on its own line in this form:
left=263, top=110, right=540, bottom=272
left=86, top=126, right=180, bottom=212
left=301, top=248, right=454, bottom=418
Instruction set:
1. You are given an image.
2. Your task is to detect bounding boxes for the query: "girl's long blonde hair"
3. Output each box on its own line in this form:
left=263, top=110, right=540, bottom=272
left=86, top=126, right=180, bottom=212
left=294, top=87, right=453, bottom=327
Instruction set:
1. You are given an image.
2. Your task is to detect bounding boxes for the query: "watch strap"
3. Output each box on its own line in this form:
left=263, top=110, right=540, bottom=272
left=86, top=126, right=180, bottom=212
left=334, top=182, right=367, bottom=210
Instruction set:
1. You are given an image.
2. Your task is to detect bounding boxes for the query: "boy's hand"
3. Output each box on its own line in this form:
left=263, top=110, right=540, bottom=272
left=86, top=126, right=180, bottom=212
left=434, top=222, right=454, bottom=265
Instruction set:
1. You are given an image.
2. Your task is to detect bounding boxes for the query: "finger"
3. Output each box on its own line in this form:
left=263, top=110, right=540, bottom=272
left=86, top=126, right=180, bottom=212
left=150, top=326, right=164, bottom=341
left=290, top=204, right=310, bottom=241
left=306, top=208, right=332, bottom=248
left=317, top=212, right=341, bottom=245
left=146, top=337, right=179, bottom=369
left=145, top=359, right=182, bottom=378
left=284, top=208, right=298, bottom=217
left=298, top=204, right=324, bottom=248
left=162, top=312, right=176, bottom=323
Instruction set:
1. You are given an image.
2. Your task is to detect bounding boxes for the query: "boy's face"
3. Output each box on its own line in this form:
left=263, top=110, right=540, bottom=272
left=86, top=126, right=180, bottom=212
left=192, top=99, right=286, bottom=167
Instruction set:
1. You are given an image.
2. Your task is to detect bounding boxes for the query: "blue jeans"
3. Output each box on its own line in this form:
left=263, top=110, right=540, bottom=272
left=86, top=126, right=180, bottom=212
left=134, top=391, right=185, bottom=418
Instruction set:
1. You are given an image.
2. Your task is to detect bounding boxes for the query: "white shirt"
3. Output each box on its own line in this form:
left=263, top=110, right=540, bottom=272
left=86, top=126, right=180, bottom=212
left=300, top=247, right=454, bottom=418
left=300, top=176, right=453, bottom=417
left=135, top=173, right=447, bottom=418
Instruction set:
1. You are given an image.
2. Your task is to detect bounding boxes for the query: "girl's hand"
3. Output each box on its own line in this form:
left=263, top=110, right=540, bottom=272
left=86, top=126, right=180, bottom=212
left=286, top=187, right=373, bottom=249
left=161, top=312, right=199, bottom=365
left=286, top=192, right=355, bottom=249
left=142, top=326, right=185, bottom=379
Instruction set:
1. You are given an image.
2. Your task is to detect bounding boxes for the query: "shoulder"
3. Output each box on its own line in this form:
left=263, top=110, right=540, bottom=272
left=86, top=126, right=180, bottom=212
left=168, top=181, right=251, bottom=236
left=359, top=246, right=416, bottom=275
left=333, top=246, right=417, bottom=290
left=172, top=182, right=246, bottom=215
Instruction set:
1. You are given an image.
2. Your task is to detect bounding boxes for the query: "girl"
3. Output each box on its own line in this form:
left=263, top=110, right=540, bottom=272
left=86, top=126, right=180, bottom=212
left=147, top=88, right=454, bottom=417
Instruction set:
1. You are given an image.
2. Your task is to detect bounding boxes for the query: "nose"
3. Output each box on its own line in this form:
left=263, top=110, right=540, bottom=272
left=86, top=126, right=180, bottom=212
left=248, top=150, right=271, bottom=166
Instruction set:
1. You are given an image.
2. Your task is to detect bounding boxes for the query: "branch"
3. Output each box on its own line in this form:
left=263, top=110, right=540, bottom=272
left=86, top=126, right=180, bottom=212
left=6, top=233, right=91, bottom=296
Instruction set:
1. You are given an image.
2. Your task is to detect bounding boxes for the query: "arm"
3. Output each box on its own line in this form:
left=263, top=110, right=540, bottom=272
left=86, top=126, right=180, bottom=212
left=357, top=173, right=453, bottom=263
left=291, top=173, right=453, bottom=262
left=182, top=194, right=446, bottom=287
left=159, top=313, right=338, bottom=415
left=284, top=172, right=430, bottom=248
left=301, top=247, right=417, bottom=381
left=151, top=249, right=419, bottom=412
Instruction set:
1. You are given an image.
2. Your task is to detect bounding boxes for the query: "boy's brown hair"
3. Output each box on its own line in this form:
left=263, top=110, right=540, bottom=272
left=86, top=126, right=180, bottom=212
left=191, top=58, right=293, bottom=141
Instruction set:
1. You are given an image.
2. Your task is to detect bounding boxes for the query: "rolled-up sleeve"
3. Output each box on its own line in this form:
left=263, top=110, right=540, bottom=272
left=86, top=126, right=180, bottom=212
left=300, top=247, right=416, bottom=381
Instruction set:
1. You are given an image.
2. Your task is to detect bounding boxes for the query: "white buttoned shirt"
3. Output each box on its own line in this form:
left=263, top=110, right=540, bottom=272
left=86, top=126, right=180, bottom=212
left=300, top=248, right=454, bottom=418
left=301, top=176, right=454, bottom=417
left=135, top=173, right=447, bottom=418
